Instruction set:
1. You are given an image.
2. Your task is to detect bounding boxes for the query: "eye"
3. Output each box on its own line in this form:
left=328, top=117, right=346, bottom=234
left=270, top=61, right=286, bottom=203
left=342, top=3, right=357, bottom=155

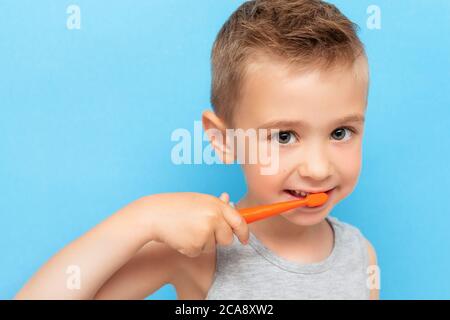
left=271, top=130, right=298, bottom=145
left=331, top=127, right=355, bottom=141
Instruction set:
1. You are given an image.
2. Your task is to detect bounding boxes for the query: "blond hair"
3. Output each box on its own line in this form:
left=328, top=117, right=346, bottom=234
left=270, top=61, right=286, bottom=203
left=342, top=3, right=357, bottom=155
left=210, top=0, right=367, bottom=125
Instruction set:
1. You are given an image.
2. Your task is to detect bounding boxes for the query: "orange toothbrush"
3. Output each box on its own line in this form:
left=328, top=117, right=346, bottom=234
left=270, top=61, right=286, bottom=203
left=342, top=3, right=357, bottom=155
left=238, top=193, right=328, bottom=224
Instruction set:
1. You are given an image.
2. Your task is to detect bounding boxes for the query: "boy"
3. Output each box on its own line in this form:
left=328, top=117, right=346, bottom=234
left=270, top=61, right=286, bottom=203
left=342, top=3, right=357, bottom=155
left=16, top=0, right=379, bottom=299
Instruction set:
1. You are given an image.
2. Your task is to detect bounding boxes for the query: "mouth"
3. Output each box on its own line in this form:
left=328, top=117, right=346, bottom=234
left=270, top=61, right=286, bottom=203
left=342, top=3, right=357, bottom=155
left=282, top=188, right=336, bottom=212
left=283, top=187, right=335, bottom=200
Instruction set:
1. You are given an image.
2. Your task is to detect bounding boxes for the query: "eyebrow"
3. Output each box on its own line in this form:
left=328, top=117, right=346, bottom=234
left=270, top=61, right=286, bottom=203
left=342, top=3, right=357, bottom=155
left=257, top=114, right=365, bottom=129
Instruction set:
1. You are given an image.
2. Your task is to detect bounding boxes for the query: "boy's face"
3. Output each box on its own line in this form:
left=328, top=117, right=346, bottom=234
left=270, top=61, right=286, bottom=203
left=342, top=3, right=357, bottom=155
left=233, top=55, right=368, bottom=226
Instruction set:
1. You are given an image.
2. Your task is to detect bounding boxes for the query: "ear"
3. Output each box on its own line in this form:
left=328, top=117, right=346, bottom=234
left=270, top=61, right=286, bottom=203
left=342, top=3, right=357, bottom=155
left=201, top=110, right=235, bottom=164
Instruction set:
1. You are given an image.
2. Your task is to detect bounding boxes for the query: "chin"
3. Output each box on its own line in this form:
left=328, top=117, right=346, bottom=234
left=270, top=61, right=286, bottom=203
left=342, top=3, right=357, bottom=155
left=280, top=206, right=332, bottom=226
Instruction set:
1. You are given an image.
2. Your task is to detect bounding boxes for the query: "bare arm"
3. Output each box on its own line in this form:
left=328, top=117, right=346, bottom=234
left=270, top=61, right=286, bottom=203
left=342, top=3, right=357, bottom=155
left=15, top=196, right=159, bottom=299
left=93, top=240, right=182, bottom=300
left=15, top=192, right=247, bottom=300
left=93, top=193, right=235, bottom=300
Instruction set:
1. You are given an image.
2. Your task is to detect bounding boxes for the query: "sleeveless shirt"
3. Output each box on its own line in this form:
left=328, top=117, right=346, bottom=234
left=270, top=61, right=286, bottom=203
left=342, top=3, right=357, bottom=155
left=205, top=215, right=370, bottom=300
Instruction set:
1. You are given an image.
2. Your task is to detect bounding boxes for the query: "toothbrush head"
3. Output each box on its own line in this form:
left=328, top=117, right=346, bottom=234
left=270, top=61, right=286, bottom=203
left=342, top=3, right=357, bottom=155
left=306, top=192, right=328, bottom=207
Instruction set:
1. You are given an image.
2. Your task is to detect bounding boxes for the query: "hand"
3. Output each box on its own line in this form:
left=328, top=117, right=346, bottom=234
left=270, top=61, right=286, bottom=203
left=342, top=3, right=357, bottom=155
left=143, top=192, right=249, bottom=258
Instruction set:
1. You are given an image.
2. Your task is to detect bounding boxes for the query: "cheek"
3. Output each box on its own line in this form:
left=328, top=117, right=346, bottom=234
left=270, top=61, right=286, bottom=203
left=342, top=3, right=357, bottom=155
left=334, top=144, right=362, bottom=195
left=239, top=139, right=291, bottom=200
left=241, top=163, right=285, bottom=200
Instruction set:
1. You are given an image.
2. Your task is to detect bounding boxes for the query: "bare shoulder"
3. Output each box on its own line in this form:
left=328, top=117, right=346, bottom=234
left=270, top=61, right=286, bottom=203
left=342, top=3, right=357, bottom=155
left=170, top=244, right=217, bottom=300
left=365, top=239, right=377, bottom=265
left=365, top=239, right=380, bottom=300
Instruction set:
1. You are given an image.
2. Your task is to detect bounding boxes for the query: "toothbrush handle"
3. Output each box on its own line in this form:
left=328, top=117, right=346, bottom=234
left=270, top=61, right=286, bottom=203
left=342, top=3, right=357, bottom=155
left=238, top=198, right=309, bottom=224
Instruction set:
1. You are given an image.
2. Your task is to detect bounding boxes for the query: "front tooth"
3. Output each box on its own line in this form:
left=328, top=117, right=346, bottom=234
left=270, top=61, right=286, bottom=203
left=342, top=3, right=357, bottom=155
left=292, top=190, right=308, bottom=197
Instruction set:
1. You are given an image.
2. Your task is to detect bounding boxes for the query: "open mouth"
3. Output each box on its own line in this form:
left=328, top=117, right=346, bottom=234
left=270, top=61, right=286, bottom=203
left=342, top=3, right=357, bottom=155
left=283, top=187, right=336, bottom=200
left=282, top=187, right=336, bottom=212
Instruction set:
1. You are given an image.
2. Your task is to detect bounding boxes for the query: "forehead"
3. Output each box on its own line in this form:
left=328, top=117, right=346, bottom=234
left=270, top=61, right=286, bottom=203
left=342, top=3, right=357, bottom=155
left=235, top=55, right=369, bottom=128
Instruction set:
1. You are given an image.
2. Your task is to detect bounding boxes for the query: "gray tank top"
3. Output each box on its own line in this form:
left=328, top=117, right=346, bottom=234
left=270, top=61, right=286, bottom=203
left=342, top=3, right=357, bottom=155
left=205, top=215, right=370, bottom=300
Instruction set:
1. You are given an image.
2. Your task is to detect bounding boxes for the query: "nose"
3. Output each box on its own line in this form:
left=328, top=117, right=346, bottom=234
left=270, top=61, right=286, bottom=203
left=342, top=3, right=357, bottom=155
left=296, top=143, right=332, bottom=181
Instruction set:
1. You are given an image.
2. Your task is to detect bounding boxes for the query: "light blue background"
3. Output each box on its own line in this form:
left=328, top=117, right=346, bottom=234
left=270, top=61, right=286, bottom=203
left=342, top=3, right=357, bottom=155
left=1, top=0, right=449, bottom=300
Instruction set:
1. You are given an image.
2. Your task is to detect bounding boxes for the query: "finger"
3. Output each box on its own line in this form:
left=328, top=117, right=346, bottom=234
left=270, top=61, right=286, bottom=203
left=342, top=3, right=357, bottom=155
left=220, top=204, right=250, bottom=245
left=214, top=219, right=235, bottom=246
left=219, top=192, right=230, bottom=203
